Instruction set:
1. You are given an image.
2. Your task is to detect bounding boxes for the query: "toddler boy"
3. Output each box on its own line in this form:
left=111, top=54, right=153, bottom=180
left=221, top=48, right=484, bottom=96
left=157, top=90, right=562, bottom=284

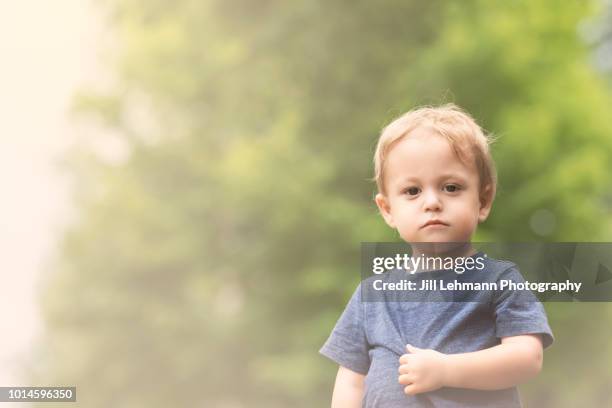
left=320, top=104, right=553, bottom=407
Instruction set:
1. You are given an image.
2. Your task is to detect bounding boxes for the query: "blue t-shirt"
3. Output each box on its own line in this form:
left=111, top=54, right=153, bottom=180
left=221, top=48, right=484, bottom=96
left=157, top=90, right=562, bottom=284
left=319, top=255, right=554, bottom=407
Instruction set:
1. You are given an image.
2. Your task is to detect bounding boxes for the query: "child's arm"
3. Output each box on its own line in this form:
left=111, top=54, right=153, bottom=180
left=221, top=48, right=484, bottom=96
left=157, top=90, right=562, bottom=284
left=331, top=365, right=365, bottom=408
left=442, top=334, right=543, bottom=390
left=398, top=334, right=543, bottom=395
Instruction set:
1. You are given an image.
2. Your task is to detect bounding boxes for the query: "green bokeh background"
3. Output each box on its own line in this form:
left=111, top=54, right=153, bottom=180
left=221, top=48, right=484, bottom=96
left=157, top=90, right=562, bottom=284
left=30, top=0, right=612, bottom=406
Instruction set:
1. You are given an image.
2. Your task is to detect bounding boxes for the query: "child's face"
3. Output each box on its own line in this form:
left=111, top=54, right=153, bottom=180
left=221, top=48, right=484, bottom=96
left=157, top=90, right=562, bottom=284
left=375, top=128, right=492, bottom=244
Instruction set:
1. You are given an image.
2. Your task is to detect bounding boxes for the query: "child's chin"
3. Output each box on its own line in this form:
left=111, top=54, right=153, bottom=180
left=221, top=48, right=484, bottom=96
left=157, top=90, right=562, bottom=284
left=416, top=234, right=456, bottom=243
left=412, top=236, right=472, bottom=248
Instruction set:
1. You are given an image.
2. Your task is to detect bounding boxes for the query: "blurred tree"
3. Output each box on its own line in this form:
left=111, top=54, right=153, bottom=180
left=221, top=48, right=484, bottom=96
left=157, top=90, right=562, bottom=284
left=31, top=0, right=612, bottom=407
left=585, top=0, right=612, bottom=74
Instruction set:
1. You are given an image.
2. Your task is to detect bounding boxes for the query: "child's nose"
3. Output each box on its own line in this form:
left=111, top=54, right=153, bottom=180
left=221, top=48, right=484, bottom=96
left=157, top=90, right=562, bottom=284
left=422, top=189, right=442, bottom=212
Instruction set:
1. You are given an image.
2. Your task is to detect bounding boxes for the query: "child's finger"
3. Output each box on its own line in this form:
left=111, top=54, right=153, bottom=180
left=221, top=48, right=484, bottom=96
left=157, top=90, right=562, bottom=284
left=398, top=374, right=413, bottom=385
left=404, top=384, right=420, bottom=396
left=399, top=353, right=412, bottom=364
left=406, top=343, right=422, bottom=353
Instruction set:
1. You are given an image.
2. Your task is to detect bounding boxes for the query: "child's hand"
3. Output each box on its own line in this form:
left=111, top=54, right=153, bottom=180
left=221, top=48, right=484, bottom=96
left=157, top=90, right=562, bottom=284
left=398, top=344, right=448, bottom=395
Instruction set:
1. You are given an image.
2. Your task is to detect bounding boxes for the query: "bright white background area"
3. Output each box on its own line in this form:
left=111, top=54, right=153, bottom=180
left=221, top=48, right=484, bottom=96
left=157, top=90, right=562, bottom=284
left=0, top=0, right=105, bottom=401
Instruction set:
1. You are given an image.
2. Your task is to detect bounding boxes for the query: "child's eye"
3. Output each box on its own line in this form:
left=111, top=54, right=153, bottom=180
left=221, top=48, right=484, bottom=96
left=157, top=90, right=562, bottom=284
left=404, top=187, right=421, bottom=196
left=444, top=184, right=461, bottom=193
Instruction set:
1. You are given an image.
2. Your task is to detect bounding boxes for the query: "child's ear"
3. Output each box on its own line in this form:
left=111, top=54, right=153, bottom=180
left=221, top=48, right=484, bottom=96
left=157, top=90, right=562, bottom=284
left=375, top=193, right=396, bottom=228
left=478, top=184, right=495, bottom=223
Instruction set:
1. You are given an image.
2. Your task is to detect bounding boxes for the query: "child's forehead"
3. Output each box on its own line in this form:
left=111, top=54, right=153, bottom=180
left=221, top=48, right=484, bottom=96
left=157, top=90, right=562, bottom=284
left=388, top=131, right=463, bottom=162
left=385, top=133, right=478, bottom=178
left=404, top=125, right=442, bottom=140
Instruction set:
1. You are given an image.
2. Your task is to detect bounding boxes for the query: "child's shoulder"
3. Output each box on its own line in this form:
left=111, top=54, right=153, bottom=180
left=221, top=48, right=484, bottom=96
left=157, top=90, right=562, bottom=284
left=480, top=254, right=519, bottom=277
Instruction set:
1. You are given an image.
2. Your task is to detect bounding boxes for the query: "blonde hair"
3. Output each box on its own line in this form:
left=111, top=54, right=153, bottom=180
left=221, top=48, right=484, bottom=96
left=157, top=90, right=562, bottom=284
left=373, top=104, right=497, bottom=201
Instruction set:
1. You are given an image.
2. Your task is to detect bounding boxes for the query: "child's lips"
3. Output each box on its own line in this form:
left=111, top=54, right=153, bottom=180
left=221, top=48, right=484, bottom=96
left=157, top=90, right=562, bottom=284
left=421, top=220, right=449, bottom=229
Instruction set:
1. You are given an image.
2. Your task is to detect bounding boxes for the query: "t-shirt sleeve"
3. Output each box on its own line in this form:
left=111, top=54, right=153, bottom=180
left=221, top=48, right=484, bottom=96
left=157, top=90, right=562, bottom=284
left=492, top=265, right=554, bottom=349
left=319, top=283, right=371, bottom=375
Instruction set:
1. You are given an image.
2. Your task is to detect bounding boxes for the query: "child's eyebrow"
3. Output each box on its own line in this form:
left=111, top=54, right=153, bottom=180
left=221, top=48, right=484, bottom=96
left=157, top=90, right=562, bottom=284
left=400, top=173, right=467, bottom=184
left=437, top=173, right=468, bottom=182
left=398, top=176, right=420, bottom=184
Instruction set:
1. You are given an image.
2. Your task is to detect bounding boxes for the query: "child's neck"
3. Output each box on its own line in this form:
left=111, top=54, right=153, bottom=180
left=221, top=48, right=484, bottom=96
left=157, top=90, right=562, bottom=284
left=408, top=243, right=476, bottom=272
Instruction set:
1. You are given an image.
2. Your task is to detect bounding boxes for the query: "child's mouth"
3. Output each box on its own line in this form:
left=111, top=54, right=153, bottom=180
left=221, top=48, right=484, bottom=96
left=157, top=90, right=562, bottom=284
left=421, top=220, right=449, bottom=229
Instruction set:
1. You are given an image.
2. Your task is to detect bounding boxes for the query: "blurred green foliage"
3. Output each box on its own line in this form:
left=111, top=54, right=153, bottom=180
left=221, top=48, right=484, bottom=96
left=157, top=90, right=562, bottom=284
left=32, top=0, right=612, bottom=406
